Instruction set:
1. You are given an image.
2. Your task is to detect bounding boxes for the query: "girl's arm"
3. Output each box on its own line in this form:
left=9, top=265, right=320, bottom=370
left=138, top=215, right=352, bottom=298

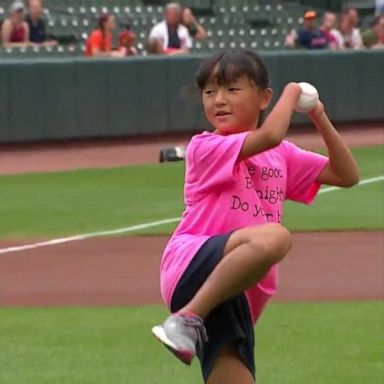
left=1, top=20, right=12, bottom=46
left=240, top=82, right=301, bottom=159
left=309, top=102, right=359, bottom=187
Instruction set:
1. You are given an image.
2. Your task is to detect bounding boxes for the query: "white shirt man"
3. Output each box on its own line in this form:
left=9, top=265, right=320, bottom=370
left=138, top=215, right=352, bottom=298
left=149, top=2, right=192, bottom=53
left=149, top=20, right=192, bottom=51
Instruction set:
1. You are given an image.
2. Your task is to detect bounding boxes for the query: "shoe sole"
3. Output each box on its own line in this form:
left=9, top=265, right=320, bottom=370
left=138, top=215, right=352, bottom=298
left=151, top=325, right=194, bottom=365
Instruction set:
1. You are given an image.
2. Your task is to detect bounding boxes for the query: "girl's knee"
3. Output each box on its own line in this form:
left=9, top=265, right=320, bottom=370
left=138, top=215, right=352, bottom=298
left=249, top=224, right=292, bottom=264
left=270, top=224, right=292, bottom=255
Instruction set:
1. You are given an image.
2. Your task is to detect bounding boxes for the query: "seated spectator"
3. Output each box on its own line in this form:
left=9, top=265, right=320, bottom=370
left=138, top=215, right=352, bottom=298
left=344, top=6, right=360, bottom=29
left=146, top=37, right=165, bottom=54
left=319, top=11, right=339, bottom=49
left=85, top=13, right=124, bottom=57
left=25, top=0, right=56, bottom=45
left=285, top=10, right=328, bottom=49
left=362, top=15, right=384, bottom=49
left=118, top=26, right=138, bottom=56
left=149, top=2, right=192, bottom=55
left=145, top=37, right=188, bottom=55
left=332, top=11, right=363, bottom=49
left=344, top=6, right=364, bottom=46
left=181, top=7, right=207, bottom=41
left=1, top=2, right=29, bottom=47
left=376, top=0, right=384, bottom=15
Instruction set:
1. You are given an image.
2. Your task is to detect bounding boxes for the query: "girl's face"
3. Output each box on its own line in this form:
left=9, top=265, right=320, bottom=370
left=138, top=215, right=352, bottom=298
left=339, top=15, right=352, bottom=34
left=323, top=13, right=336, bottom=31
left=182, top=8, right=193, bottom=24
left=105, top=15, right=116, bottom=31
left=202, top=74, right=272, bottom=134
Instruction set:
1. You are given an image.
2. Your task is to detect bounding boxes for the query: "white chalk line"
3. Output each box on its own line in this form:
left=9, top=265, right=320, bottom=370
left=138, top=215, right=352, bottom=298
left=319, top=175, right=383, bottom=193
left=0, top=218, right=180, bottom=255
left=0, top=175, right=382, bottom=255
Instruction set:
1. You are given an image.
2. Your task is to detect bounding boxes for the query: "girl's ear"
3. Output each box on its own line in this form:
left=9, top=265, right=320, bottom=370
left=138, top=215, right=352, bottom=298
left=260, top=88, right=273, bottom=111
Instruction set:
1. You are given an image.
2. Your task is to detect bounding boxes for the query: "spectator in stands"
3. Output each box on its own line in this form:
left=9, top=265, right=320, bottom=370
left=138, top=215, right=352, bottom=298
left=118, top=25, right=138, bottom=56
left=376, top=0, right=384, bottom=15
left=146, top=37, right=166, bottom=54
left=285, top=10, right=328, bottom=49
left=362, top=15, right=384, bottom=49
left=332, top=11, right=363, bottom=49
left=149, top=2, right=192, bottom=54
left=344, top=6, right=360, bottom=29
left=1, top=1, right=29, bottom=47
left=25, top=0, right=56, bottom=45
left=344, top=6, right=364, bottom=44
left=181, top=7, right=207, bottom=41
left=145, top=36, right=189, bottom=55
left=86, top=13, right=124, bottom=57
left=319, top=11, right=339, bottom=49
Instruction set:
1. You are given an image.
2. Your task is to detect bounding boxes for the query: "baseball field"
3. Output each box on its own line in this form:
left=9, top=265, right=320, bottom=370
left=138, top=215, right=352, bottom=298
left=0, top=127, right=383, bottom=383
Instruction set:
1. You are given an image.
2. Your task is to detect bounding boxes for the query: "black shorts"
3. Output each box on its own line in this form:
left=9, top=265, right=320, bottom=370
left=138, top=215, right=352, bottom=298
left=170, top=232, right=255, bottom=383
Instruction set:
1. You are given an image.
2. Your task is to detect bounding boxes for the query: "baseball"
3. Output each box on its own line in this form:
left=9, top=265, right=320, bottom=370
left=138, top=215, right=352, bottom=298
left=295, top=82, right=319, bottom=113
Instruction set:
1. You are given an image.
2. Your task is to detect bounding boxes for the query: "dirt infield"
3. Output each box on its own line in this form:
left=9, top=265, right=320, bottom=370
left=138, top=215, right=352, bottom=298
left=0, top=231, right=382, bottom=306
left=0, top=125, right=383, bottom=306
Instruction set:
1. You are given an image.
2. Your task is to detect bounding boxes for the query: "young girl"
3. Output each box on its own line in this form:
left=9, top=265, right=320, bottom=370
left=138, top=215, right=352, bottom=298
left=152, top=49, right=359, bottom=383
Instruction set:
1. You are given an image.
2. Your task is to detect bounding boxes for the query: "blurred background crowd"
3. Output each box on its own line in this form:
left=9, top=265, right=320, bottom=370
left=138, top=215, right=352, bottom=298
left=0, top=0, right=383, bottom=57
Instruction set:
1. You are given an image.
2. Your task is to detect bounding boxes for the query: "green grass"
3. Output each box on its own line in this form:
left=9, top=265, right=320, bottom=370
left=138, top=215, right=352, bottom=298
left=0, top=146, right=382, bottom=238
left=0, top=164, right=184, bottom=237
left=0, top=302, right=382, bottom=383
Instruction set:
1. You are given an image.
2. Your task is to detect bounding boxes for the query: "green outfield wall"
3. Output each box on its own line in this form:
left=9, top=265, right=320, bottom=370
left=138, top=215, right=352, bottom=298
left=0, top=50, right=383, bottom=143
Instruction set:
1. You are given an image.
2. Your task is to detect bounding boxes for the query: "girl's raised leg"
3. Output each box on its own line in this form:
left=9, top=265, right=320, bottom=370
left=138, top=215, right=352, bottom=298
left=152, top=223, right=291, bottom=366
left=181, top=223, right=291, bottom=318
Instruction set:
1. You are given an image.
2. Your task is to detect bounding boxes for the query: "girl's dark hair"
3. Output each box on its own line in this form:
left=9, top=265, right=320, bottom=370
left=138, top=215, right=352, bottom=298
left=196, top=49, right=269, bottom=91
left=98, top=13, right=110, bottom=31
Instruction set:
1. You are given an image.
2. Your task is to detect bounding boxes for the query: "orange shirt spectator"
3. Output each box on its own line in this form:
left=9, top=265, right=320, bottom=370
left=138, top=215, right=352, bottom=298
left=86, top=13, right=123, bottom=57
left=86, top=29, right=112, bottom=56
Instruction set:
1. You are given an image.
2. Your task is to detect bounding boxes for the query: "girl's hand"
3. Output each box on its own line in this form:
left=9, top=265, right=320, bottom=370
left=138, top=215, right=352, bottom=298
left=308, top=100, right=325, bottom=120
left=183, top=8, right=195, bottom=24
left=283, top=82, right=302, bottom=108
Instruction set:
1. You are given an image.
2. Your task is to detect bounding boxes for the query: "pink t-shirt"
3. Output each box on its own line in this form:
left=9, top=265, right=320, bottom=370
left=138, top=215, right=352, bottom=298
left=160, top=131, right=328, bottom=323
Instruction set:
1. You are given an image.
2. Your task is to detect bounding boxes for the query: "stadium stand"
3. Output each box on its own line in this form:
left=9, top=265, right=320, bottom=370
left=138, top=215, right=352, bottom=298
left=0, top=0, right=378, bottom=57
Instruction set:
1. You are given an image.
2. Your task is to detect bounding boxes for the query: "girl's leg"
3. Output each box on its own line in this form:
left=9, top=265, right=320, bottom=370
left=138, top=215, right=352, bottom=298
left=206, top=345, right=255, bottom=384
left=152, top=223, right=290, bottom=366
left=181, top=223, right=291, bottom=318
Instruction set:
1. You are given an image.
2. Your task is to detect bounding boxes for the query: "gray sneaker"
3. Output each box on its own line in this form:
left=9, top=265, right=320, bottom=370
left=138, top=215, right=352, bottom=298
left=152, top=312, right=208, bottom=365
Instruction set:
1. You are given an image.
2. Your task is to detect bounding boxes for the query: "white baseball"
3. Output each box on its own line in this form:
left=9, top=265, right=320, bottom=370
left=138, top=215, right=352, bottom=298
left=295, top=82, right=319, bottom=113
